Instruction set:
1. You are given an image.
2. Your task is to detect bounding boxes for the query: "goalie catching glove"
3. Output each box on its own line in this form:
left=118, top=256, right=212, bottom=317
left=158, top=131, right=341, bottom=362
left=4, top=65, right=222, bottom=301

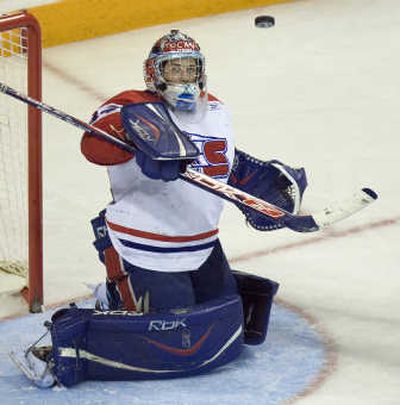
left=228, top=149, right=308, bottom=231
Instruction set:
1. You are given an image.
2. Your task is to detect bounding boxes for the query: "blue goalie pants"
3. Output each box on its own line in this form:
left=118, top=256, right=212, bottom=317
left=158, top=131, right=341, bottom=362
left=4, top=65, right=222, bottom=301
left=93, top=215, right=238, bottom=312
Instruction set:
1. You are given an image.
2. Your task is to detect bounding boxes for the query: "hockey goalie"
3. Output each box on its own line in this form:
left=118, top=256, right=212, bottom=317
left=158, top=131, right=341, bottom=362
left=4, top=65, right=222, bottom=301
left=12, top=30, right=308, bottom=388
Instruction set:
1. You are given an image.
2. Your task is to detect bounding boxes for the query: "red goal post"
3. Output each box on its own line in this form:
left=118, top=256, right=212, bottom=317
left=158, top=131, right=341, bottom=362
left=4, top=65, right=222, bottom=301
left=0, top=11, right=43, bottom=313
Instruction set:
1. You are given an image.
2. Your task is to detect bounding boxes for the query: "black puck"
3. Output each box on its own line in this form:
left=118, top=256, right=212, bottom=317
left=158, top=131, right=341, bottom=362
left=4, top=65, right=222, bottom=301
left=254, top=15, right=275, bottom=28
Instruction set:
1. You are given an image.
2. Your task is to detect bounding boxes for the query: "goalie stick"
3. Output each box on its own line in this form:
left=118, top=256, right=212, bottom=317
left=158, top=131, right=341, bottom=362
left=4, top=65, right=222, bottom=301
left=0, top=82, right=378, bottom=232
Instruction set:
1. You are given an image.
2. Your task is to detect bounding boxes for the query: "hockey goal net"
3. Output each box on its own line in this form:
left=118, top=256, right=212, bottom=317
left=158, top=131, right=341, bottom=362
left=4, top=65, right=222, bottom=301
left=0, top=11, right=42, bottom=312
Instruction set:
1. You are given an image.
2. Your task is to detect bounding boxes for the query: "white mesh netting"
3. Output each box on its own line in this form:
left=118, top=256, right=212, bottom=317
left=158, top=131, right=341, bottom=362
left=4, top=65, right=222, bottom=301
left=0, top=26, right=28, bottom=277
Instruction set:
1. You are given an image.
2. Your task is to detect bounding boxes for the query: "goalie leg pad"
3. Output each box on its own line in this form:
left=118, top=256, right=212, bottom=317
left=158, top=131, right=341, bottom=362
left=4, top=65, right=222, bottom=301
left=48, top=295, right=244, bottom=386
left=233, top=270, right=279, bottom=345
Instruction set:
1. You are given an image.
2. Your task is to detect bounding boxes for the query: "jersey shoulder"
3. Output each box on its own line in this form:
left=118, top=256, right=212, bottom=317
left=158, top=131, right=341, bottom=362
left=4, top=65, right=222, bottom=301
left=82, top=90, right=160, bottom=166
left=102, top=89, right=162, bottom=107
left=207, top=92, right=222, bottom=103
left=207, top=92, right=229, bottom=113
left=207, top=92, right=231, bottom=117
left=90, top=90, right=162, bottom=125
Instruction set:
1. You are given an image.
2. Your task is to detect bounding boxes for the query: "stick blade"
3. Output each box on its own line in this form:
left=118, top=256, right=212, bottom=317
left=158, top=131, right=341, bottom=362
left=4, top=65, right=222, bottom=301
left=313, top=187, right=378, bottom=229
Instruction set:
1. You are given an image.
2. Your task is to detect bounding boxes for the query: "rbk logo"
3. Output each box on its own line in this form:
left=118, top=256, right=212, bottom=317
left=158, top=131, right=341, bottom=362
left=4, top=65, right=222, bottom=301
left=148, top=319, right=187, bottom=331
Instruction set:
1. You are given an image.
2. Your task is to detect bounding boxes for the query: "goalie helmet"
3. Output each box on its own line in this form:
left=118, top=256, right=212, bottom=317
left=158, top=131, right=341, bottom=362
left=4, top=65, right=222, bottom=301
left=144, top=29, right=206, bottom=112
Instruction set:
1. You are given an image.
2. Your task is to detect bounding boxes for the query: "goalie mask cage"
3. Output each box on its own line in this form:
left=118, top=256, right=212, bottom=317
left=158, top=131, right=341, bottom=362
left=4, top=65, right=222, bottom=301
left=0, top=11, right=42, bottom=313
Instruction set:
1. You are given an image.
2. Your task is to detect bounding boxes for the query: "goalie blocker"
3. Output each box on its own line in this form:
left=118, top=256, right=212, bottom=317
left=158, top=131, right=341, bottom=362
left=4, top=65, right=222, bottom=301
left=15, top=272, right=278, bottom=387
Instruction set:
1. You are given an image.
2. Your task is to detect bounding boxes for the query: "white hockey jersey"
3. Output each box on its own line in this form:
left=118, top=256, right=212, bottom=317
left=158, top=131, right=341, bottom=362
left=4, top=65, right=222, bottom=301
left=81, top=90, right=234, bottom=272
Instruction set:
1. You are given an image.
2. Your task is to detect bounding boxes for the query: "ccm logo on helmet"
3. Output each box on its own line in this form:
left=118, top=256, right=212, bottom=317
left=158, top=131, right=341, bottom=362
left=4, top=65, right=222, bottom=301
left=163, top=40, right=200, bottom=52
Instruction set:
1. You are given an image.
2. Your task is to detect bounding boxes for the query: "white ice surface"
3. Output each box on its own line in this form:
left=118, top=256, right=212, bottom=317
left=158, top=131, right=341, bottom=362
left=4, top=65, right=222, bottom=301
left=1, top=0, right=400, bottom=403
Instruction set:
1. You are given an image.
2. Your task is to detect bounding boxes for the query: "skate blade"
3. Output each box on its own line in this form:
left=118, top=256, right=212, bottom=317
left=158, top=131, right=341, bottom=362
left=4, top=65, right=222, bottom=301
left=9, top=349, right=55, bottom=388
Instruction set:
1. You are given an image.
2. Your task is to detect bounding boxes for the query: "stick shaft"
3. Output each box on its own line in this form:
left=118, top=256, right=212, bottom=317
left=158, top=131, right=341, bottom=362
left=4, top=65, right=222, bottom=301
left=0, top=82, right=134, bottom=153
left=1, top=81, right=293, bottom=222
left=1, top=82, right=376, bottom=233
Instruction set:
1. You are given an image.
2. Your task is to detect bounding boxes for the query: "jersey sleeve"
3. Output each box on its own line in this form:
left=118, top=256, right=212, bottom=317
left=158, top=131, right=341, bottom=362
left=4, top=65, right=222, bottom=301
left=81, top=90, right=161, bottom=166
